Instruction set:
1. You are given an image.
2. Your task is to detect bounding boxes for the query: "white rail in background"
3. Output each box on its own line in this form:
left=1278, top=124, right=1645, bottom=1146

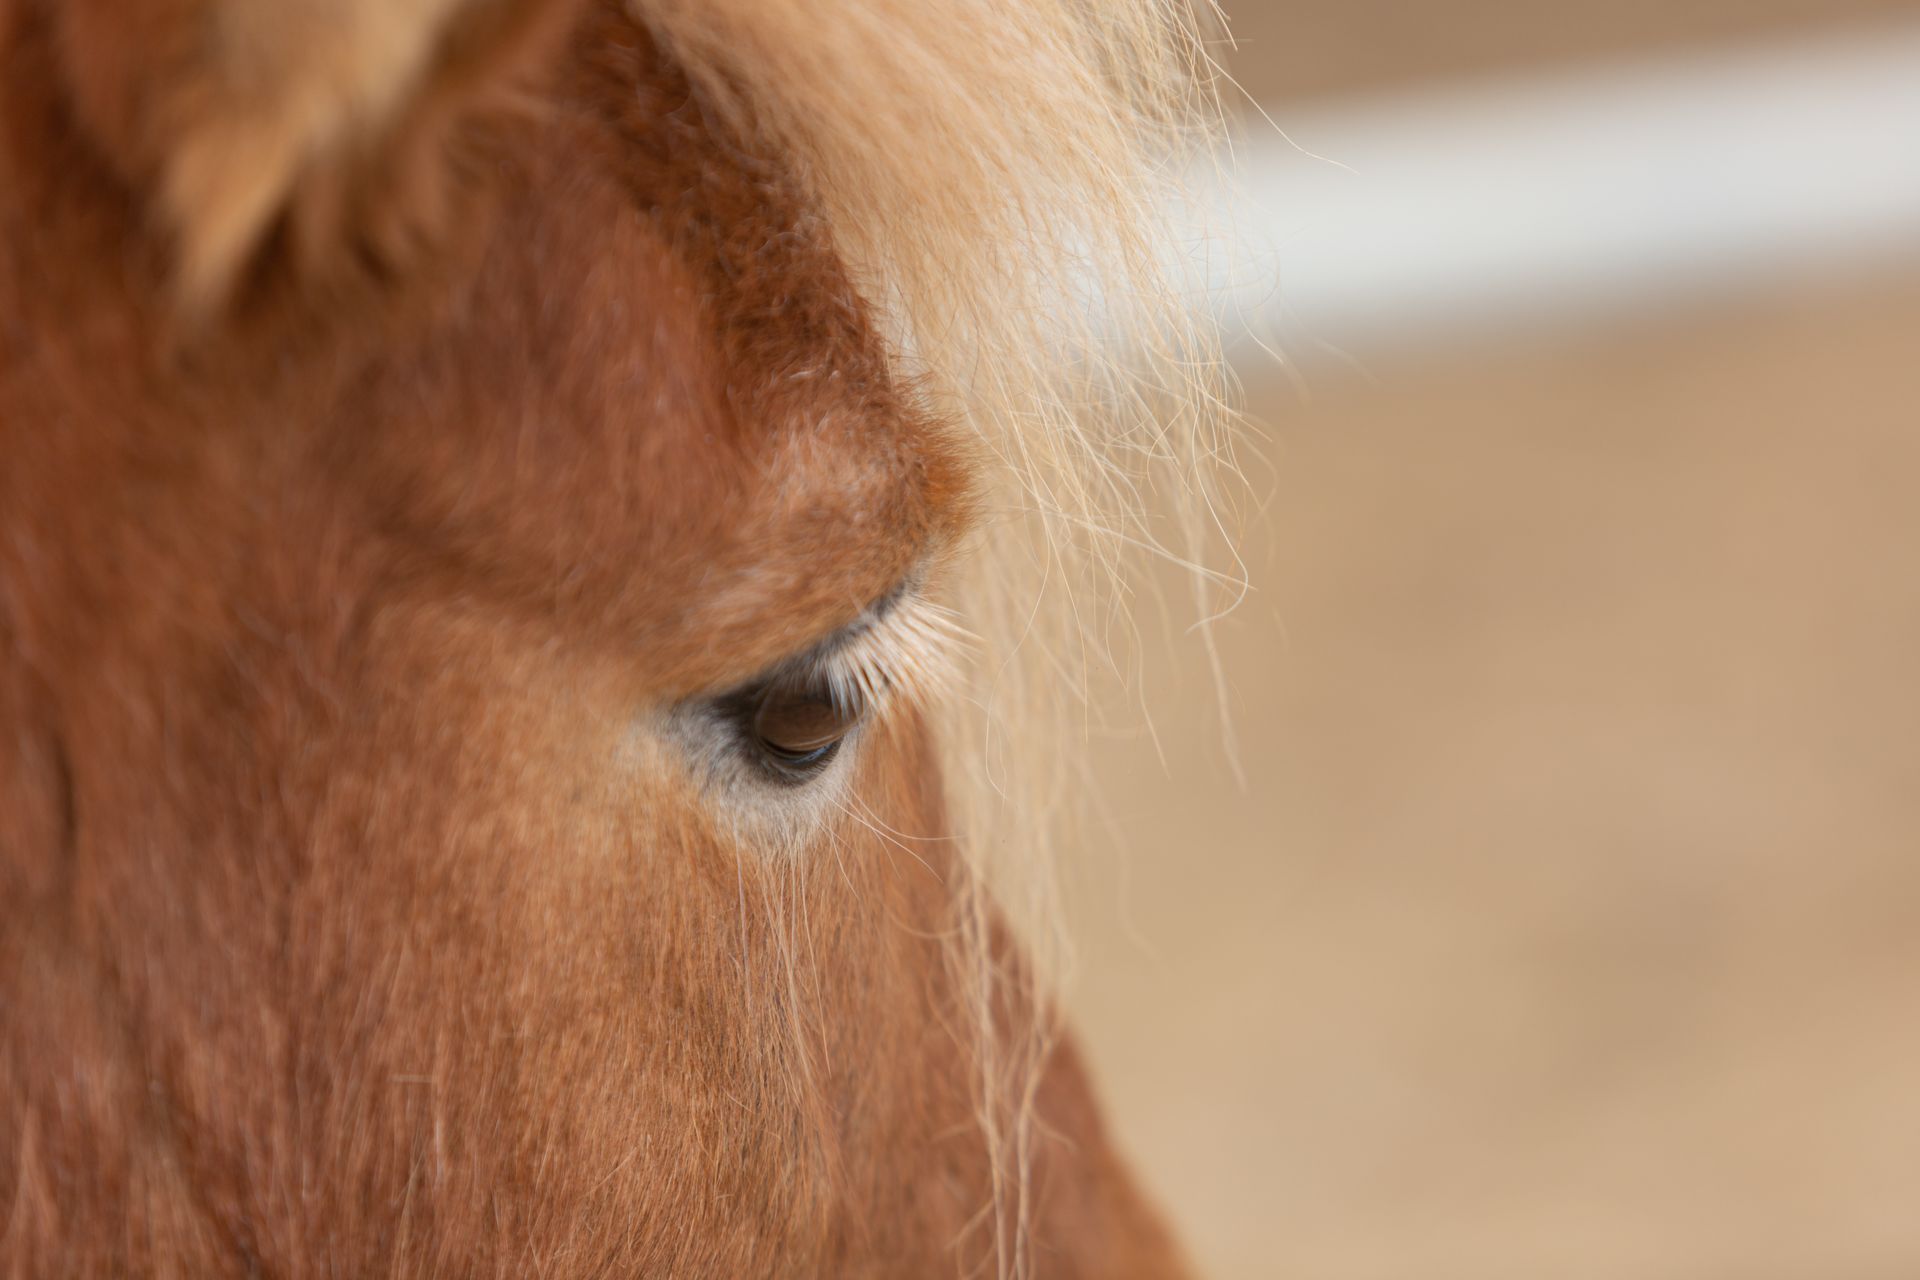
left=1205, top=23, right=1920, bottom=355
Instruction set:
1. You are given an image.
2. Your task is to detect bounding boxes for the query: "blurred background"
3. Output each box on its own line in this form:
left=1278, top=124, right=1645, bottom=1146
left=1068, top=3, right=1920, bottom=1277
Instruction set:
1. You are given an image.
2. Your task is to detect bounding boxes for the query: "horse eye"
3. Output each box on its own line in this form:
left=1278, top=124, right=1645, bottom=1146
left=746, top=678, right=865, bottom=780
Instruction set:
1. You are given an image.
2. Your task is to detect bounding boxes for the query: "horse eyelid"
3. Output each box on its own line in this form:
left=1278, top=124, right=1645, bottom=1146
left=809, top=588, right=966, bottom=726
left=703, top=579, right=967, bottom=786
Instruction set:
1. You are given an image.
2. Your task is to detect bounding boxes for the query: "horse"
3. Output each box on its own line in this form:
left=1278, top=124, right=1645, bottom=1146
left=0, top=0, right=1233, bottom=1273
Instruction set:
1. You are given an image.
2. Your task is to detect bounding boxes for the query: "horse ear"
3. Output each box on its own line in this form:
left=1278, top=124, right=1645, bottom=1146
left=56, top=0, right=585, bottom=312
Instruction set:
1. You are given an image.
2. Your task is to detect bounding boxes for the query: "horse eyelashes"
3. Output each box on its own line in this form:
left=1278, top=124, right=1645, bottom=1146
left=714, top=588, right=968, bottom=788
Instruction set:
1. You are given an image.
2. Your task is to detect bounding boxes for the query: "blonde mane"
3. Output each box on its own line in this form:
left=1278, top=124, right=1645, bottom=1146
left=632, top=0, right=1241, bottom=1270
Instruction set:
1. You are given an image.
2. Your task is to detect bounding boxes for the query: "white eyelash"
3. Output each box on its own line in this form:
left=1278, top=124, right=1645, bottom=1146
left=802, top=590, right=970, bottom=725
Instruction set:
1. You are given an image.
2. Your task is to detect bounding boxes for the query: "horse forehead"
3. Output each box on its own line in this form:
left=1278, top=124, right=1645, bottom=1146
left=0, top=16, right=961, bottom=694
left=329, top=83, right=963, bottom=690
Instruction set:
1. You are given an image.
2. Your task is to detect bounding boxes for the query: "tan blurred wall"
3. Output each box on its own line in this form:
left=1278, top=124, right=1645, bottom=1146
left=1071, top=5, right=1920, bottom=1277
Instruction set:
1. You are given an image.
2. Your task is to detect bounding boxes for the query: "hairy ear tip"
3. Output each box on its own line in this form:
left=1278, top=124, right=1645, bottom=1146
left=161, top=121, right=308, bottom=314
left=60, top=0, right=585, bottom=316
